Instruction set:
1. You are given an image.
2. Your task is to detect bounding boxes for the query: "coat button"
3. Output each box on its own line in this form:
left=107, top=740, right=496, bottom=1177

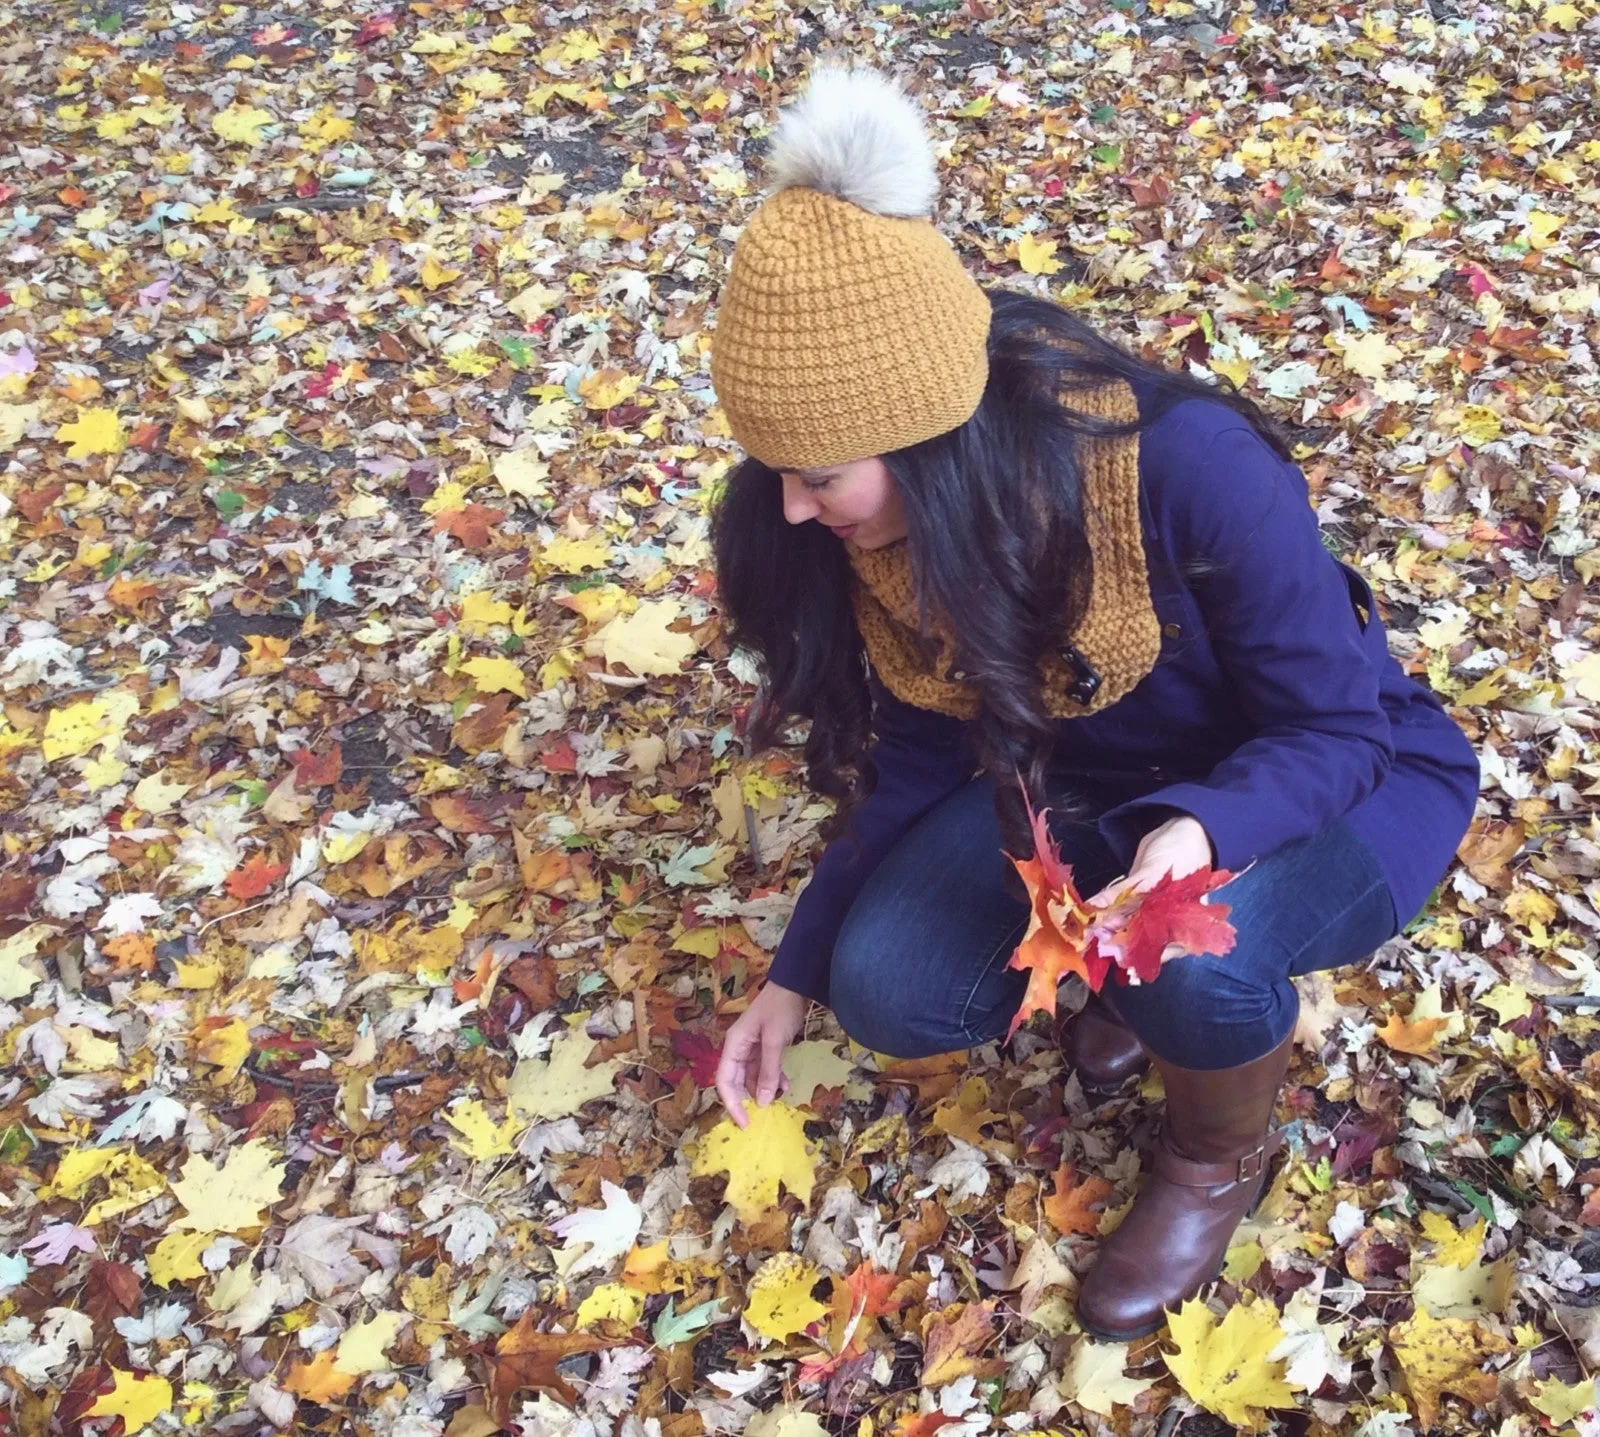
left=1162, top=622, right=1182, bottom=638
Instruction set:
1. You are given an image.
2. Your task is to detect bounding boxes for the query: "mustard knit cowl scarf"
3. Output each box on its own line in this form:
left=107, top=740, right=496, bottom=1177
left=845, top=380, right=1162, bottom=721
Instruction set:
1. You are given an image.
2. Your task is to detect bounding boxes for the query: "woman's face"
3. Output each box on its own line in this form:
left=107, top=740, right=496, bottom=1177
left=778, top=457, right=907, bottom=549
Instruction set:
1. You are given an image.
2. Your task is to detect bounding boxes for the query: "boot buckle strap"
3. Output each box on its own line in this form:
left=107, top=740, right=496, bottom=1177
left=1239, top=1126, right=1288, bottom=1183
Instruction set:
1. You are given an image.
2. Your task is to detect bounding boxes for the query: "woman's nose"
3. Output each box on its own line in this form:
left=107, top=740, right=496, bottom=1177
left=780, top=475, right=820, bottom=526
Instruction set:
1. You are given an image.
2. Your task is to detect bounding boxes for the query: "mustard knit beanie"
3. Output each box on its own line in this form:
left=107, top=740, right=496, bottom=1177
left=710, top=66, right=993, bottom=471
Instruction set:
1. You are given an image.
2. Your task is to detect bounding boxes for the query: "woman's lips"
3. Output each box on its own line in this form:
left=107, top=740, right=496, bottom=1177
left=828, top=524, right=857, bottom=539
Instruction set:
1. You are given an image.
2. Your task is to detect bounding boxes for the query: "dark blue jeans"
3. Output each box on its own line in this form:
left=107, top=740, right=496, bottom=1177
left=829, top=777, right=1399, bottom=1069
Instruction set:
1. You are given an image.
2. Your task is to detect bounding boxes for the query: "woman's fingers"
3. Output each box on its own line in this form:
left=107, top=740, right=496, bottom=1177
left=715, top=1035, right=753, bottom=1128
left=756, top=1022, right=789, bottom=1107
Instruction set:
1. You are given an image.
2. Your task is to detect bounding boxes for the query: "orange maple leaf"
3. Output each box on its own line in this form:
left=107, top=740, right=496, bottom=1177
left=225, top=852, right=288, bottom=900
left=1377, top=1009, right=1449, bottom=1056
left=1042, top=1161, right=1113, bottom=1237
left=283, top=1349, right=356, bottom=1403
left=432, top=503, right=504, bottom=549
left=1004, top=794, right=1098, bottom=1040
left=920, top=1299, right=1005, bottom=1387
left=290, top=743, right=342, bottom=789
left=488, top=1311, right=613, bottom=1422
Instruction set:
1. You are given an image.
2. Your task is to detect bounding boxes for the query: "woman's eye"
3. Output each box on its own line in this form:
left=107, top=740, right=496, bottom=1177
left=803, top=477, right=832, bottom=492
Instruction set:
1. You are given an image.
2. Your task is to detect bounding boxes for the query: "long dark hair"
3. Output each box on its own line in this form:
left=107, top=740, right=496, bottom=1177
left=711, top=288, right=1290, bottom=856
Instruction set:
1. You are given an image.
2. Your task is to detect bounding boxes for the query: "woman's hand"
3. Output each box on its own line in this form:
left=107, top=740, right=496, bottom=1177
left=1088, top=813, right=1214, bottom=909
left=714, top=982, right=809, bottom=1128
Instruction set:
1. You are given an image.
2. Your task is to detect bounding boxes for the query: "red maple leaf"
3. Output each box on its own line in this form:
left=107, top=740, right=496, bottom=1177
left=668, top=1028, right=722, bottom=1087
left=432, top=503, right=504, bottom=550
left=226, top=853, right=288, bottom=900
left=1088, top=867, right=1237, bottom=985
left=1003, top=792, right=1102, bottom=1040
left=291, top=744, right=343, bottom=789
left=1001, top=782, right=1237, bottom=1036
left=353, top=10, right=396, bottom=45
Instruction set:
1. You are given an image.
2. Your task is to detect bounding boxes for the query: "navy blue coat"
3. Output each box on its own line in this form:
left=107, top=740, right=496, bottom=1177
left=768, top=389, right=1480, bottom=1005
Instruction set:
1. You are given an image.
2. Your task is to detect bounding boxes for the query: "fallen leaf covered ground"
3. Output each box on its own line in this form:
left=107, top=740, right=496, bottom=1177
left=2, top=0, right=1600, bottom=1434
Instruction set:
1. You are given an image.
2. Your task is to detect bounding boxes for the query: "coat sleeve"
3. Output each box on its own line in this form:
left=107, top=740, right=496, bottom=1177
left=1097, top=420, right=1395, bottom=872
left=768, top=678, right=975, bottom=1004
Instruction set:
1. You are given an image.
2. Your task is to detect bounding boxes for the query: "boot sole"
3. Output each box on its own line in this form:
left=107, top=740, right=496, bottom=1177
left=1073, top=1170, right=1273, bottom=1342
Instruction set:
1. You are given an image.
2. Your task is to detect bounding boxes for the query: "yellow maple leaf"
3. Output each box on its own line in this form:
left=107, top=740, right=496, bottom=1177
left=494, top=449, right=551, bottom=501
left=131, top=769, right=192, bottom=813
left=149, top=1230, right=213, bottom=1288
left=42, top=696, right=120, bottom=762
left=507, top=1015, right=623, bottom=1122
left=1419, top=1211, right=1486, bottom=1269
left=420, top=253, right=462, bottom=290
left=0, top=400, right=43, bottom=450
left=86, top=1368, right=172, bottom=1435
left=1543, top=1, right=1583, bottom=30
left=444, top=1098, right=527, bottom=1159
left=212, top=103, right=276, bottom=146
left=335, top=1310, right=409, bottom=1374
left=0, top=923, right=52, bottom=1001
left=599, top=599, right=698, bottom=677
left=578, top=367, right=641, bottom=410
left=543, top=533, right=613, bottom=573
left=1411, top=1253, right=1514, bottom=1319
left=1164, top=1297, right=1297, bottom=1431
left=169, top=1138, right=286, bottom=1233
left=459, top=590, right=515, bottom=633
left=1060, top=1338, right=1158, bottom=1416
left=575, top=1281, right=645, bottom=1329
left=1456, top=403, right=1503, bottom=447
left=1017, top=233, right=1063, bottom=275
left=97, top=109, right=141, bottom=140
left=1531, top=1375, right=1599, bottom=1425
left=195, top=1017, right=252, bottom=1081
left=1334, top=331, right=1403, bottom=380
left=743, top=1252, right=830, bottom=1344
left=461, top=654, right=528, bottom=698
left=1389, top=1306, right=1511, bottom=1429
left=56, top=406, right=125, bottom=457
left=691, top=1099, right=819, bottom=1224
left=1523, top=210, right=1565, bottom=250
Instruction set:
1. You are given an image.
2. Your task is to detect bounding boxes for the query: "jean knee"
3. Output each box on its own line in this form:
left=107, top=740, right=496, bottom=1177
left=829, top=912, right=962, bottom=1060
left=830, top=916, right=906, bottom=1057
left=1114, top=953, right=1289, bottom=1065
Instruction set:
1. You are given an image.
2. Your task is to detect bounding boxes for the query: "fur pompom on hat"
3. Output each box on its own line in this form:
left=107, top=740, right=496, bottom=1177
left=710, top=66, right=992, bottom=471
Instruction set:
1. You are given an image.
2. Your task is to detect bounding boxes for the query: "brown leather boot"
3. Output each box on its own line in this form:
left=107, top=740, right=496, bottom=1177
left=1075, top=1032, right=1294, bottom=1340
left=1062, top=992, right=1149, bottom=1091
